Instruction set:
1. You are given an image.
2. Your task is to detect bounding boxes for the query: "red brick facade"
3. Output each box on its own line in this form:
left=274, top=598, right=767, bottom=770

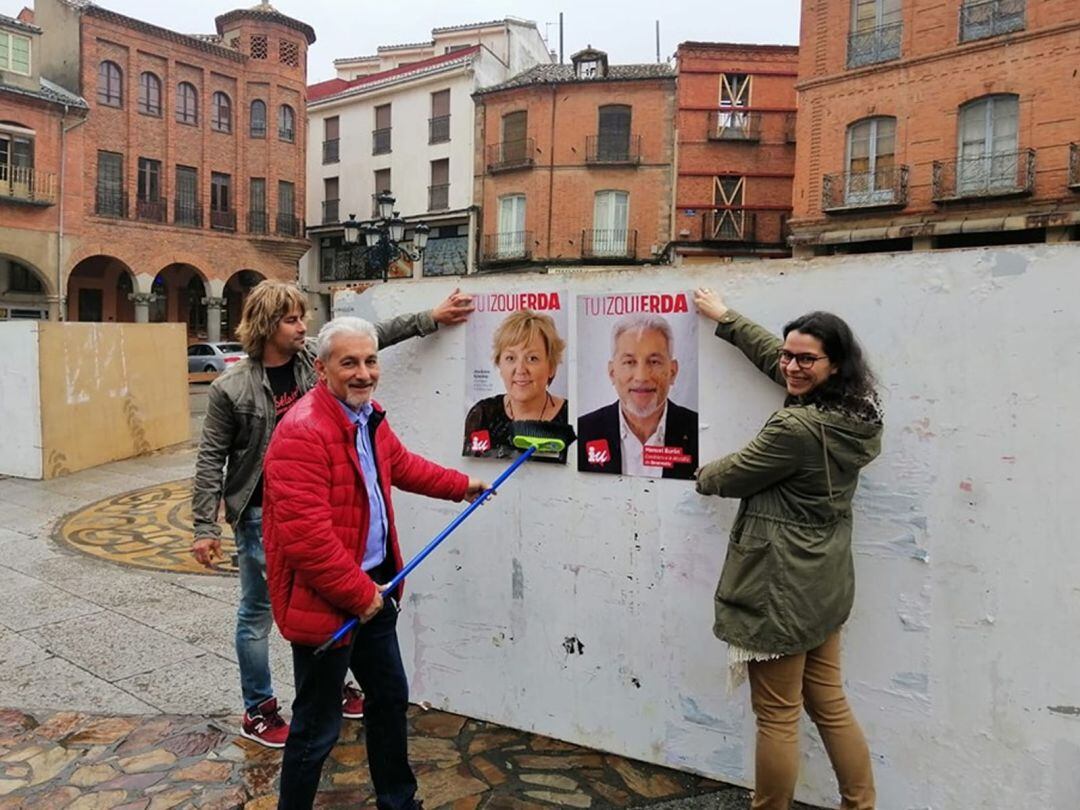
left=791, top=0, right=1080, bottom=254
left=674, top=43, right=798, bottom=259
left=34, top=0, right=314, bottom=333
left=473, top=54, right=676, bottom=267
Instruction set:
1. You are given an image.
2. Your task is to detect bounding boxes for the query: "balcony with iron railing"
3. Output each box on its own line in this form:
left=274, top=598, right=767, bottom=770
left=174, top=199, right=202, bottom=228
left=1070, top=144, right=1080, bottom=191
left=960, top=0, right=1025, bottom=43
left=322, top=198, right=340, bottom=225
left=482, top=231, right=532, bottom=265
left=94, top=188, right=127, bottom=218
left=847, top=21, right=902, bottom=68
left=0, top=166, right=57, bottom=206
left=428, top=184, right=449, bottom=212
left=135, top=198, right=167, bottom=223
left=487, top=139, right=535, bottom=173
left=210, top=209, right=236, bottom=231
left=586, top=134, right=642, bottom=165
left=248, top=210, right=269, bottom=234
left=702, top=210, right=757, bottom=242
left=581, top=229, right=638, bottom=261
left=429, top=115, right=450, bottom=144
left=323, top=138, right=340, bottom=164
left=707, top=111, right=762, bottom=142
left=822, top=166, right=910, bottom=213
left=932, top=149, right=1035, bottom=202
left=372, top=127, right=391, bottom=155
left=276, top=212, right=301, bottom=237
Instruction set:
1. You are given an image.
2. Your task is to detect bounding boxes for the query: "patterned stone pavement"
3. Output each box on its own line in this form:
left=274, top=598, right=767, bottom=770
left=0, top=705, right=779, bottom=809
left=54, top=480, right=237, bottom=577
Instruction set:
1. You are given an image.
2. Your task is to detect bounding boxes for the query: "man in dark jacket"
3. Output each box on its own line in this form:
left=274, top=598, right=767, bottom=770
left=190, top=281, right=472, bottom=747
left=577, top=312, right=698, bottom=479
left=263, top=316, right=485, bottom=809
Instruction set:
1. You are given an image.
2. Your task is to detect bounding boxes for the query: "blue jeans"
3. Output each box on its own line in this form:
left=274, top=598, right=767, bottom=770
left=234, top=507, right=274, bottom=711
left=279, top=604, right=417, bottom=810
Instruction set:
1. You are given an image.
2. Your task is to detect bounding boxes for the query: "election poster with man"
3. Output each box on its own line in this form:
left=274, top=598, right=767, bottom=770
left=463, top=290, right=571, bottom=464
left=576, top=292, right=699, bottom=479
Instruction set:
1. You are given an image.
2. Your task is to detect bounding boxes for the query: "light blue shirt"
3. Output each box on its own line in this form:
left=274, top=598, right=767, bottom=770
left=337, top=400, right=388, bottom=572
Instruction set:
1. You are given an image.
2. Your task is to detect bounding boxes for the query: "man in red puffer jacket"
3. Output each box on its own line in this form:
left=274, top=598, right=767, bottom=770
left=263, top=316, right=486, bottom=810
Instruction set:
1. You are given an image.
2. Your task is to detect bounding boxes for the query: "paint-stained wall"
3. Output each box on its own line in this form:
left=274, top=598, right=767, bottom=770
left=347, top=243, right=1080, bottom=810
left=36, top=323, right=189, bottom=478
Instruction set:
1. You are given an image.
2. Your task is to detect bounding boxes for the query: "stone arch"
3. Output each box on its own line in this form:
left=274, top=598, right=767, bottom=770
left=151, top=263, right=210, bottom=337
left=222, top=269, right=266, bottom=339
left=0, top=254, right=53, bottom=321
left=66, top=255, right=137, bottom=323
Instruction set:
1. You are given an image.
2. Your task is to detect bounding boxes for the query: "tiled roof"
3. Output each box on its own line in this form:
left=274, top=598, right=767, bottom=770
left=432, top=19, right=520, bottom=34
left=215, top=3, right=316, bottom=45
left=678, top=41, right=799, bottom=52
left=332, top=54, right=379, bottom=65
left=0, top=76, right=89, bottom=110
left=64, top=2, right=245, bottom=62
left=0, top=11, right=40, bottom=34
left=377, top=40, right=432, bottom=52
left=476, top=63, right=674, bottom=95
left=308, top=45, right=480, bottom=104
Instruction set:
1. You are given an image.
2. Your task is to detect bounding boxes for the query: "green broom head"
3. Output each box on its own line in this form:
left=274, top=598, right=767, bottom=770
left=511, top=420, right=577, bottom=457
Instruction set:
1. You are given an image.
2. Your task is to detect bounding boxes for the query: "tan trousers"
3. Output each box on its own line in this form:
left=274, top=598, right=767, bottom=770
left=747, top=632, right=875, bottom=810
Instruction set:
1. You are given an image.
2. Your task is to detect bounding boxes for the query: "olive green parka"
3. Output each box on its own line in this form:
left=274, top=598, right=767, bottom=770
left=695, top=310, right=882, bottom=656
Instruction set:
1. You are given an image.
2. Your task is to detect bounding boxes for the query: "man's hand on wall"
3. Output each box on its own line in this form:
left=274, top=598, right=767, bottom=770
left=431, top=288, right=475, bottom=326
left=191, top=537, right=222, bottom=567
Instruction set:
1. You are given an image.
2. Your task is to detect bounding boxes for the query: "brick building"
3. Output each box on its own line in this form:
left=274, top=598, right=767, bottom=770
left=301, top=19, right=552, bottom=319
left=27, top=0, right=313, bottom=338
left=791, top=0, right=1080, bottom=256
left=0, top=9, right=87, bottom=322
left=673, top=42, right=798, bottom=261
left=473, top=48, right=676, bottom=269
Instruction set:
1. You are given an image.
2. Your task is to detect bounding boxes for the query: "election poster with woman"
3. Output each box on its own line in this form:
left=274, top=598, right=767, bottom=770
left=463, top=290, right=571, bottom=464
left=576, top=292, right=699, bottom=479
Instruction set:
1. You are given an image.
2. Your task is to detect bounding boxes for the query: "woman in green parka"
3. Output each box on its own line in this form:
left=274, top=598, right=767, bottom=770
left=693, top=288, right=882, bottom=810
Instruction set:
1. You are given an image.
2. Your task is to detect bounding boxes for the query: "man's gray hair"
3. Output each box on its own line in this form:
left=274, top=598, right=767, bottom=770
left=610, top=313, right=675, bottom=359
left=316, top=316, right=380, bottom=362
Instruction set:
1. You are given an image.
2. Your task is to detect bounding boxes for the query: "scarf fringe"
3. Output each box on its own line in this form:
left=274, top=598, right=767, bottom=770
left=726, top=644, right=783, bottom=694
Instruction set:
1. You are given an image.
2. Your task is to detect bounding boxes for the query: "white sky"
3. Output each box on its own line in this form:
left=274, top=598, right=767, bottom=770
left=4, top=0, right=801, bottom=83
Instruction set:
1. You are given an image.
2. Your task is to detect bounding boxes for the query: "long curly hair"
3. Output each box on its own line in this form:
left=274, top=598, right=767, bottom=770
left=235, top=281, right=307, bottom=360
left=783, top=311, right=879, bottom=409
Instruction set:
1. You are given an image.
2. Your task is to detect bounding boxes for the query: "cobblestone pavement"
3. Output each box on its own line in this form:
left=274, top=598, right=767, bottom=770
left=0, top=705, right=769, bottom=809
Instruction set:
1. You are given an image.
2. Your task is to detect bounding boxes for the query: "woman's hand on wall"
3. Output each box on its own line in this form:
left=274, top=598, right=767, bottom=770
left=694, top=288, right=729, bottom=322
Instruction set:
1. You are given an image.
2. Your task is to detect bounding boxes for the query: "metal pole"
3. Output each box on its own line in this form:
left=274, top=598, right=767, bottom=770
left=656, top=20, right=661, bottom=63
left=559, top=12, right=564, bottom=64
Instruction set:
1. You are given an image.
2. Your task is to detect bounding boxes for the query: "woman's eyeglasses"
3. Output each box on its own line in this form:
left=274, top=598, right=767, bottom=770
left=777, top=349, right=828, bottom=370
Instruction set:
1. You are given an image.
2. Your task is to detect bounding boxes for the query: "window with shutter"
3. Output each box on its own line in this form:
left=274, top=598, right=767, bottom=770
left=597, top=105, right=631, bottom=161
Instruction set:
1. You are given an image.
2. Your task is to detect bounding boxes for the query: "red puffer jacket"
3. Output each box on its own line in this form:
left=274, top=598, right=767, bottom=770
left=263, top=382, right=469, bottom=647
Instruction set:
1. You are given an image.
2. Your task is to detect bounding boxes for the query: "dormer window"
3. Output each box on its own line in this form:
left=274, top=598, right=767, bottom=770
left=571, top=46, right=609, bottom=80
left=0, top=30, right=32, bottom=76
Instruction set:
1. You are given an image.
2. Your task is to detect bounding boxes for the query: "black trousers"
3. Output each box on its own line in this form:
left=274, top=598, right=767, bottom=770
left=278, top=596, right=416, bottom=809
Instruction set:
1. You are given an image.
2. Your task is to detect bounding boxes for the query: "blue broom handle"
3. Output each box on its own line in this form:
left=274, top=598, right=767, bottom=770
left=314, top=445, right=536, bottom=655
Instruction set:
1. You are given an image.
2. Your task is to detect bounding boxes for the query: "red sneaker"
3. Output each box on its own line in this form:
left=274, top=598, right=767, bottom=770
left=342, top=682, right=365, bottom=719
left=241, top=697, right=289, bottom=748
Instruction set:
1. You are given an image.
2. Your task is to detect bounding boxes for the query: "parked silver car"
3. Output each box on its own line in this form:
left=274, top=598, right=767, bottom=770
left=187, top=342, right=246, bottom=373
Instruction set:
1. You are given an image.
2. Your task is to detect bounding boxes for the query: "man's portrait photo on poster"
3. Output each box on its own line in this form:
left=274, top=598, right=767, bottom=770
left=577, top=292, right=698, bottom=479
left=463, top=291, right=570, bottom=464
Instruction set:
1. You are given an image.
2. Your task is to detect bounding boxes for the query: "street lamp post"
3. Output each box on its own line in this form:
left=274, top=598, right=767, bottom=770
left=342, top=191, right=430, bottom=282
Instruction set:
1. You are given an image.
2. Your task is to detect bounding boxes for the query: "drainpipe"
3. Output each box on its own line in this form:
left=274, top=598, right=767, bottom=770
left=546, top=84, right=556, bottom=259
left=57, top=104, right=87, bottom=322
